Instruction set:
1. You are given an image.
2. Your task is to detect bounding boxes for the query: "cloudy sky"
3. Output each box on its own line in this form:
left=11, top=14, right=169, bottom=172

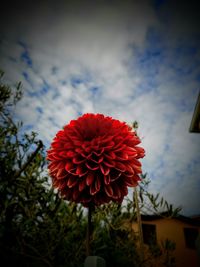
left=0, top=0, right=200, bottom=215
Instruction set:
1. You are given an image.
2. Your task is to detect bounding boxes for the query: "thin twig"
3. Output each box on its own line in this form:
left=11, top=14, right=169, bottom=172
left=14, top=140, right=43, bottom=178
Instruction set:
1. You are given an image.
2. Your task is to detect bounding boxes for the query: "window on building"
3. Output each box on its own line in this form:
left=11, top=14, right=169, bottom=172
left=184, top=227, right=199, bottom=249
left=142, top=223, right=157, bottom=245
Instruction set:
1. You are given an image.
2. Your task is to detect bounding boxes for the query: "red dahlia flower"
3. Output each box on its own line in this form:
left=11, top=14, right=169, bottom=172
left=47, top=113, right=145, bottom=206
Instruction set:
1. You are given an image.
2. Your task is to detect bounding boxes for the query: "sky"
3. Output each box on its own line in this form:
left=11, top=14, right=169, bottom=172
left=0, top=0, right=200, bottom=216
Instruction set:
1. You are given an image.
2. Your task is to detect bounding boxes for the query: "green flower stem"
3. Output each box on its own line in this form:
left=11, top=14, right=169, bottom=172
left=86, top=203, right=93, bottom=256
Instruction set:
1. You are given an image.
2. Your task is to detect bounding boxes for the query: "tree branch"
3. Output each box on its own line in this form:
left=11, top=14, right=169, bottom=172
left=14, top=140, right=43, bottom=178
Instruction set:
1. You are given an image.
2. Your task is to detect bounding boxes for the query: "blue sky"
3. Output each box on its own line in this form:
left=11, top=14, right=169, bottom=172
left=0, top=0, right=200, bottom=215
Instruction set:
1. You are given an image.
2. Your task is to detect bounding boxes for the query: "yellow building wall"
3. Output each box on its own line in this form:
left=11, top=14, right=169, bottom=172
left=133, top=218, right=200, bottom=267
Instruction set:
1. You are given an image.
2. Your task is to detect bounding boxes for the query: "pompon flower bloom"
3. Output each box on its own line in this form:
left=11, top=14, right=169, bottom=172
left=47, top=113, right=145, bottom=206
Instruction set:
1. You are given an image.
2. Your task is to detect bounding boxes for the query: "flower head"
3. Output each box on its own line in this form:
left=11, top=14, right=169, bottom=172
left=47, top=113, right=145, bottom=206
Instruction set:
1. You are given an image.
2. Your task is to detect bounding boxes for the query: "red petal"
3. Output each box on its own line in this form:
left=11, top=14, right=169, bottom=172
left=63, top=142, right=74, bottom=149
left=48, top=162, right=58, bottom=172
left=65, top=161, right=75, bottom=172
left=126, top=147, right=137, bottom=155
left=115, top=161, right=126, bottom=172
left=81, top=151, right=89, bottom=158
left=131, top=158, right=141, bottom=166
left=132, top=164, right=142, bottom=173
left=91, top=145, right=99, bottom=151
left=125, top=164, right=135, bottom=174
left=112, top=183, right=121, bottom=199
left=100, top=135, right=114, bottom=144
left=57, top=168, right=68, bottom=179
left=100, top=164, right=110, bottom=175
left=90, top=153, right=104, bottom=163
left=66, top=150, right=76, bottom=157
left=57, top=161, right=66, bottom=169
left=73, top=155, right=86, bottom=164
left=47, top=152, right=61, bottom=160
left=75, top=147, right=83, bottom=153
left=93, top=148, right=104, bottom=156
left=105, top=185, right=113, bottom=197
left=104, top=151, right=116, bottom=160
left=85, top=153, right=92, bottom=160
left=121, top=185, right=128, bottom=196
left=103, top=159, right=115, bottom=168
left=86, top=147, right=93, bottom=154
left=79, top=196, right=92, bottom=205
left=72, top=140, right=82, bottom=147
left=115, top=151, right=128, bottom=161
left=79, top=179, right=86, bottom=191
left=85, top=161, right=99, bottom=170
left=90, top=183, right=98, bottom=195
left=124, top=171, right=134, bottom=178
left=135, top=146, right=145, bottom=157
left=67, top=176, right=78, bottom=188
left=86, top=172, right=95, bottom=186
left=127, top=153, right=138, bottom=159
left=98, top=156, right=104, bottom=163
left=72, top=188, right=80, bottom=201
left=104, top=175, right=110, bottom=185
left=135, top=174, right=141, bottom=182
left=52, top=177, right=59, bottom=187
left=113, top=136, right=123, bottom=143
left=95, top=175, right=101, bottom=192
left=94, top=193, right=110, bottom=206
left=103, top=141, right=115, bottom=150
left=56, top=130, right=65, bottom=138
left=110, top=170, right=121, bottom=181
left=51, top=141, right=63, bottom=149
left=76, top=164, right=88, bottom=177
left=126, top=137, right=141, bottom=146
left=124, top=176, right=138, bottom=187
left=58, top=180, right=67, bottom=190
left=58, top=151, right=68, bottom=157
left=113, top=144, right=126, bottom=152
